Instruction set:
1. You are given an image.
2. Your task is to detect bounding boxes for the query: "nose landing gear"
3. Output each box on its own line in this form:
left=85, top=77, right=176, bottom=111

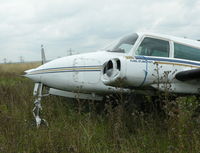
left=32, top=83, right=49, bottom=128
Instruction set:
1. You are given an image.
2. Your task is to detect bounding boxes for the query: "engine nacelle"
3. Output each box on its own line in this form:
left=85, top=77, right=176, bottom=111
left=101, top=58, right=124, bottom=86
left=101, top=56, right=147, bottom=88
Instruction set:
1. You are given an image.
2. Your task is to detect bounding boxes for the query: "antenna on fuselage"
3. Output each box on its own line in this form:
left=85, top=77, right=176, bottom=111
left=41, top=44, right=46, bottom=64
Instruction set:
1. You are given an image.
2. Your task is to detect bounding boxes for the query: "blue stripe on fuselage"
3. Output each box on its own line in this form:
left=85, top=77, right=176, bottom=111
left=27, top=65, right=102, bottom=75
left=135, top=56, right=200, bottom=66
left=28, top=69, right=101, bottom=75
left=33, top=65, right=102, bottom=72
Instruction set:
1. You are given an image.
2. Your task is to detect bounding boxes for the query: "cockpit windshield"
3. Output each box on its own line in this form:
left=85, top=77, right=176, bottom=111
left=104, top=33, right=138, bottom=53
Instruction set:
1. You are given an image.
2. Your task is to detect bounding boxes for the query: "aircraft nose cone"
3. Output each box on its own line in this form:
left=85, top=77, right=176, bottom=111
left=24, top=68, right=35, bottom=75
left=24, top=68, right=41, bottom=82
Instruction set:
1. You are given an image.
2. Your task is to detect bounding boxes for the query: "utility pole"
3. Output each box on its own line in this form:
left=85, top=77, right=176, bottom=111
left=19, top=56, right=24, bottom=63
left=67, top=48, right=73, bottom=55
left=3, top=58, right=7, bottom=64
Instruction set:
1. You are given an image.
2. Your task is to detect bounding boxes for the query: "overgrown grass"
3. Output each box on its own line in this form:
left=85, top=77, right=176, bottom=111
left=0, top=63, right=200, bottom=153
left=0, top=62, right=40, bottom=74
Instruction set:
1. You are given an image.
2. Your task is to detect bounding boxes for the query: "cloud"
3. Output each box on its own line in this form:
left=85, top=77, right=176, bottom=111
left=0, top=0, right=200, bottom=62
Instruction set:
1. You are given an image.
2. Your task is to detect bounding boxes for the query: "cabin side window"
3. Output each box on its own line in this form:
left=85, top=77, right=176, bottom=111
left=135, top=37, right=169, bottom=57
left=174, top=43, right=200, bottom=61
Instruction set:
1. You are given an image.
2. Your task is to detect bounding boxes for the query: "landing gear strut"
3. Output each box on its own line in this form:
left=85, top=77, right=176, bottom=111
left=32, top=83, right=49, bottom=127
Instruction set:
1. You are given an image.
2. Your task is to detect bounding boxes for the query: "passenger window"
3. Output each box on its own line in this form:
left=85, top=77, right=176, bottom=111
left=135, top=37, right=169, bottom=57
left=174, top=43, right=200, bottom=61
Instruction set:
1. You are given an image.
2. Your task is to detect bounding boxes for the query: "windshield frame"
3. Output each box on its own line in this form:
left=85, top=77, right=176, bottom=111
left=103, top=33, right=139, bottom=53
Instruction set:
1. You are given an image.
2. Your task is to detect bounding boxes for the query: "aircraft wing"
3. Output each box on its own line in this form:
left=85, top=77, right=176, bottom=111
left=49, top=88, right=103, bottom=101
left=175, top=68, right=200, bottom=81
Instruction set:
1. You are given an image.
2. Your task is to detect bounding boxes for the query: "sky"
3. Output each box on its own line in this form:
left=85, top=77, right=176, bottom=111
left=0, top=0, right=200, bottom=62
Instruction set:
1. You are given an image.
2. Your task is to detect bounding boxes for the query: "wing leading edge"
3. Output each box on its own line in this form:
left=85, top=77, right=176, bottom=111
left=175, top=68, right=200, bottom=81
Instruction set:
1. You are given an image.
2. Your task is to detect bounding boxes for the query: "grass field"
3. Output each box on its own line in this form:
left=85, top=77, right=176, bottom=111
left=0, top=63, right=200, bottom=153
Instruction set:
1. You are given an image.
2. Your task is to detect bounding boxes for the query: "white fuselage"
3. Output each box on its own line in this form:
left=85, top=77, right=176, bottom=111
left=25, top=51, right=126, bottom=94
left=25, top=32, right=200, bottom=96
left=102, top=55, right=200, bottom=94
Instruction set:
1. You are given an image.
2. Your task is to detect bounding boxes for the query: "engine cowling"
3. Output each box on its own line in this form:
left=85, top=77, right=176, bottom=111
left=101, top=57, right=127, bottom=87
left=101, top=57, right=149, bottom=88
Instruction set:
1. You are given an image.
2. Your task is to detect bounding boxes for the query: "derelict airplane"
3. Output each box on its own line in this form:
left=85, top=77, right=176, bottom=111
left=25, top=32, right=200, bottom=126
